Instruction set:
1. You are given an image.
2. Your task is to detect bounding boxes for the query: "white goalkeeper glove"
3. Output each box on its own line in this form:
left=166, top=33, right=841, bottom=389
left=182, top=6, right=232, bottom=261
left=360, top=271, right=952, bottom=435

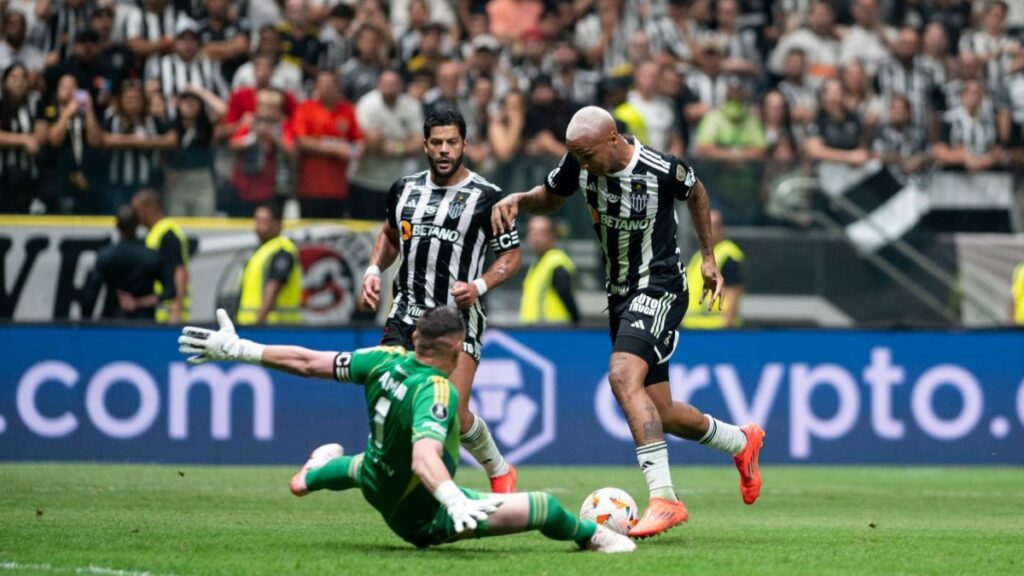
left=434, top=480, right=502, bottom=533
left=178, top=308, right=265, bottom=365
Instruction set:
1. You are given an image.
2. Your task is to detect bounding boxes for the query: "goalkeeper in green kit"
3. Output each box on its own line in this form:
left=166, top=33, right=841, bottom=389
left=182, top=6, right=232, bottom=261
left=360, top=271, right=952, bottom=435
left=178, top=307, right=634, bottom=552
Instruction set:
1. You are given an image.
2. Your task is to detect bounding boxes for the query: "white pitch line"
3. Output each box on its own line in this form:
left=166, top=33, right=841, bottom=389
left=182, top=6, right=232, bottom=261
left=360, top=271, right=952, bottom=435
left=1, top=560, right=176, bottom=576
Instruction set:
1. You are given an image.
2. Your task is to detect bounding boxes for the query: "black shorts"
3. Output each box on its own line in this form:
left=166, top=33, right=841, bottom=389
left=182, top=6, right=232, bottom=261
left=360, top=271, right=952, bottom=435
left=608, top=275, right=688, bottom=386
left=380, top=306, right=486, bottom=363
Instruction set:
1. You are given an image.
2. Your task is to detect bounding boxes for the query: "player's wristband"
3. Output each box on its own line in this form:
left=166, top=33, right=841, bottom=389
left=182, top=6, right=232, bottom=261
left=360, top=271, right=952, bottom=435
left=364, top=265, right=381, bottom=278
left=237, top=339, right=266, bottom=364
left=472, top=278, right=488, bottom=296
left=433, top=480, right=465, bottom=507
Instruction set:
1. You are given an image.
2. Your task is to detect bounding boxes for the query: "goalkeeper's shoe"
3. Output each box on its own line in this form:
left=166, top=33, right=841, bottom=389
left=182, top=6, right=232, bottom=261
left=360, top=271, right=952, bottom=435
left=582, top=525, right=637, bottom=554
left=488, top=465, right=517, bottom=494
left=290, top=443, right=344, bottom=497
left=628, top=497, right=688, bottom=539
left=734, top=424, right=765, bottom=505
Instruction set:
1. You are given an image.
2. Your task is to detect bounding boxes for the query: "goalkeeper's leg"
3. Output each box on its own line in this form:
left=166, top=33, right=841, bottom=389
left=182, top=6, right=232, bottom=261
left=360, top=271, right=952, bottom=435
left=290, top=444, right=363, bottom=496
left=461, top=492, right=634, bottom=553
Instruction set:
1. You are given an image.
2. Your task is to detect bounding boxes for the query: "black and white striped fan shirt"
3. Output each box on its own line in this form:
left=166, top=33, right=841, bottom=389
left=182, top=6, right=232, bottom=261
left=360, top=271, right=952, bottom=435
left=125, top=5, right=181, bottom=79
left=42, top=2, right=89, bottom=61
left=940, top=106, right=998, bottom=156
left=544, top=139, right=696, bottom=297
left=102, top=113, right=171, bottom=188
left=385, top=169, right=520, bottom=332
left=150, top=54, right=228, bottom=99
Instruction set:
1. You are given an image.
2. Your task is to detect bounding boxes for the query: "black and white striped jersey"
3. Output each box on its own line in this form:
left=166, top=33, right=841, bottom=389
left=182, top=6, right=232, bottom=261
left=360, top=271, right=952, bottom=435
left=385, top=169, right=520, bottom=326
left=545, top=140, right=696, bottom=297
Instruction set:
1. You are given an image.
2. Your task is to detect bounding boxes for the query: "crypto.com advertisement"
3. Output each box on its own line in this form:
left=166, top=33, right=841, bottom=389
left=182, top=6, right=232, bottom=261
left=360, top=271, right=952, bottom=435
left=0, top=326, right=1021, bottom=464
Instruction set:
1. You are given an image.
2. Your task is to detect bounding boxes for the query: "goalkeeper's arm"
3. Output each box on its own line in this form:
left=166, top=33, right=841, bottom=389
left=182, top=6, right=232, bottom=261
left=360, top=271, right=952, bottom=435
left=412, top=439, right=501, bottom=533
left=178, top=308, right=337, bottom=379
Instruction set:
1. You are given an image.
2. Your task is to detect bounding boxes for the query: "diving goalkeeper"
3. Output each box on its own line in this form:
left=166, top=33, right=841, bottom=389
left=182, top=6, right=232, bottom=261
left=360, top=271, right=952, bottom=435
left=177, top=306, right=634, bottom=552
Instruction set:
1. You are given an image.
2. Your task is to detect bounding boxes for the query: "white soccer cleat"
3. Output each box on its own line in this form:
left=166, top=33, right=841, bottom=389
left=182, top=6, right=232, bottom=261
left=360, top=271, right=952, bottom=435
left=290, top=443, right=344, bottom=497
left=583, top=525, right=638, bottom=554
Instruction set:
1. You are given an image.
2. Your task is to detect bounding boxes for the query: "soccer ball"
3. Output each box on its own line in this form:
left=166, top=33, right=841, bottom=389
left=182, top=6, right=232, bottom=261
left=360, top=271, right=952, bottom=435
left=579, top=487, right=639, bottom=535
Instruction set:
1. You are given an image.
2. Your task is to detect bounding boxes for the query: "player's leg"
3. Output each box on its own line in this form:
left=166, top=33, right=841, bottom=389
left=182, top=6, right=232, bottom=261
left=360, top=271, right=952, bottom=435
left=289, top=443, right=363, bottom=496
left=646, top=380, right=764, bottom=504
left=452, top=308, right=517, bottom=493
left=452, top=492, right=635, bottom=553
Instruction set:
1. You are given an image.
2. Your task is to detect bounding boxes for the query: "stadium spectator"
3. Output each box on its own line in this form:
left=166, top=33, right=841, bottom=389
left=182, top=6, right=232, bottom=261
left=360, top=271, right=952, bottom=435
left=219, top=53, right=298, bottom=141
left=466, top=34, right=513, bottom=99
left=44, top=29, right=120, bottom=114
left=131, top=188, right=189, bottom=324
left=575, top=0, right=641, bottom=74
left=82, top=203, right=162, bottom=319
left=514, top=28, right=550, bottom=89
left=701, top=0, right=760, bottom=77
left=40, top=0, right=91, bottom=65
left=236, top=202, right=303, bottom=325
left=318, top=3, right=355, bottom=72
left=340, top=24, right=387, bottom=103
left=401, top=21, right=449, bottom=79
left=693, top=78, right=767, bottom=164
left=875, top=27, right=935, bottom=129
left=803, top=78, right=870, bottom=167
left=38, top=74, right=103, bottom=215
left=838, top=0, right=894, bottom=77
left=625, top=30, right=654, bottom=72
left=522, top=76, right=569, bottom=162
left=232, top=26, right=303, bottom=97
left=0, top=63, right=43, bottom=214
left=488, top=0, right=544, bottom=43
left=423, top=60, right=462, bottom=116
left=152, top=18, right=229, bottom=101
left=958, top=0, right=1018, bottom=90
left=388, top=0, right=456, bottom=40
left=293, top=70, right=362, bottom=218
left=276, top=0, right=322, bottom=84
left=933, top=79, right=1001, bottom=172
left=920, top=21, right=953, bottom=88
left=520, top=216, right=579, bottom=326
left=761, top=89, right=801, bottom=188
left=462, top=75, right=495, bottom=172
left=839, top=60, right=881, bottom=127
left=352, top=70, right=423, bottom=220
left=101, top=80, right=178, bottom=214
left=628, top=61, right=684, bottom=156
left=647, top=0, right=698, bottom=66
left=550, top=39, right=600, bottom=108
left=197, top=0, right=250, bottom=84
left=228, top=88, right=295, bottom=216
left=125, top=0, right=182, bottom=79
left=0, top=11, right=44, bottom=78
left=776, top=48, right=816, bottom=124
left=396, top=0, right=431, bottom=69
left=768, top=1, right=841, bottom=85
left=871, top=93, right=928, bottom=177
left=489, top=90, right=526, bottom=164
left=165, top=87, right=223, bottom=217
left=684, top=41, right=731, bottom=128
left=89, top=6, right=139, bottom=100
left=684, top=210, right=745, bottom=329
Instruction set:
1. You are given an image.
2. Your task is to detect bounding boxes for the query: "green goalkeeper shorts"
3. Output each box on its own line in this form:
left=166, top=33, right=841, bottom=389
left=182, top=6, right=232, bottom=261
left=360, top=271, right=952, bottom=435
left=400, top=487, right=486, bottom=548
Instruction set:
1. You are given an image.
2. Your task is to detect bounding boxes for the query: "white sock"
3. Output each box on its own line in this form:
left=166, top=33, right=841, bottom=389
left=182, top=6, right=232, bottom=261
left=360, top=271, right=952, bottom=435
left=699, top=414, right=747, bottom=455
left=460, top=415, right=510, bottom=478
left=635, top=441, right=677, bottom=501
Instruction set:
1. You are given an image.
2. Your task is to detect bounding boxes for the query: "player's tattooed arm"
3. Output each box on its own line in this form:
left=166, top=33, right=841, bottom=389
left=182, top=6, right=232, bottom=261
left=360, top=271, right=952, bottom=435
left=481, top=247, right=521, bottom=291
left=686, top=180, right=724, bottom=311
left=491, top=186, right=568, bottom=233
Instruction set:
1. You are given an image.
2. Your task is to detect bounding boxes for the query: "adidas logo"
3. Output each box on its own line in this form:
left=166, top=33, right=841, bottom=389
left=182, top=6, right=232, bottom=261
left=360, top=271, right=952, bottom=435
left=630, top=320, right=645, bottom=330
left=640, top=460, right=654, bottom=470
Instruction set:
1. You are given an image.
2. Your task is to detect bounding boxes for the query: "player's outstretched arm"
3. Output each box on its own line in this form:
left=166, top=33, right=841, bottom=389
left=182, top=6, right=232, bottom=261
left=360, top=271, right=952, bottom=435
left=491, top=185, right=567, bottom=234
left=451, top=248, right=521, bottom=308
left=412, top=438, right=501, bottom=533
left=361, top=220, right=401, bottom=312
left=178, top=309, right=337, bottom=379
left=686, top=180, right=724, bottom=311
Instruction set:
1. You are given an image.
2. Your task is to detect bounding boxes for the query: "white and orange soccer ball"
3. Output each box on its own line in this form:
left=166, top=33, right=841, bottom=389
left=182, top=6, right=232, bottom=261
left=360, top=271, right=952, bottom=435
left=579, top=487, right=639, bottom=536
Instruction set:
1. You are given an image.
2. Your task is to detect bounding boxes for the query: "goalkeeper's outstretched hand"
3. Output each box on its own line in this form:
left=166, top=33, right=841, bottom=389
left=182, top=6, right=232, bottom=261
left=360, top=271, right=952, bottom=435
left=446, top=495, right=503, bottom=533
left=178, top=308, right=264, bottom=365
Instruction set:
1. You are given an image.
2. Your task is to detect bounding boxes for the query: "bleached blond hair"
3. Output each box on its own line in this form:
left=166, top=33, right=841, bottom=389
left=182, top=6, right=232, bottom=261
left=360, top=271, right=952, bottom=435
left=565, top=106, right=616, bottom=142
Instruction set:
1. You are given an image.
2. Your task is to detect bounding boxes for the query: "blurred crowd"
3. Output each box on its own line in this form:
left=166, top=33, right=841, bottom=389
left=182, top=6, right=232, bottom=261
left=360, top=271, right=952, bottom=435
left=0, top=0, right=1022, bottom=218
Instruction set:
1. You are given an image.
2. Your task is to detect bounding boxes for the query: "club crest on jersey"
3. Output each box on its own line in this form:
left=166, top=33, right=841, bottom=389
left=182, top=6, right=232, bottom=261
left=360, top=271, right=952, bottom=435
left=628, top=182, right=648, bottom=212
left=448, top=192, right=470, bottom=219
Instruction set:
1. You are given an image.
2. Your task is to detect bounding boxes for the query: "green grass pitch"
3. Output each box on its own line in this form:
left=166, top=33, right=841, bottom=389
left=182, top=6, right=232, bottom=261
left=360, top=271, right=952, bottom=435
left=1, top=464, right=1022, bottom=575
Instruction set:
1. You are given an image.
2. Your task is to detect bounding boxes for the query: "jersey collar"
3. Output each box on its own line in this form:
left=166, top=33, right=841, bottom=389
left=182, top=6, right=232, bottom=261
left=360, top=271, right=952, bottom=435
left=428, top=170, right=475, bottom=189
left=608, top=139, right=641, bottom=178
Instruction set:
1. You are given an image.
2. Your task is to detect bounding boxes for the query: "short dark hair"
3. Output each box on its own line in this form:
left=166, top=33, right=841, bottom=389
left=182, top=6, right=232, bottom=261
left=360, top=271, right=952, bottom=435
left=115, top=204, right=138, bottom=236
left=329, top=3, right=355, bottom=20
left=416, top=307, right=466, bottom=342
left=256, top=201, right=284, bottom=222
left=423, top=107, right=467, bottom=139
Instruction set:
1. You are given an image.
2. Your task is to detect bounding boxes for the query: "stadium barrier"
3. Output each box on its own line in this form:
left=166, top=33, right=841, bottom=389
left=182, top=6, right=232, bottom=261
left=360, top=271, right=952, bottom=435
left=1, top=325, right=1021, bottom=465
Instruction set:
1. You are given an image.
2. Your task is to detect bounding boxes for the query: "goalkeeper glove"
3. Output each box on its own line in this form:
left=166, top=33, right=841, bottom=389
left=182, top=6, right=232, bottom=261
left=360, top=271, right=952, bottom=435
left=434, top=480, right=502, bottom=533
left=178, top=308, right=265, bottom=365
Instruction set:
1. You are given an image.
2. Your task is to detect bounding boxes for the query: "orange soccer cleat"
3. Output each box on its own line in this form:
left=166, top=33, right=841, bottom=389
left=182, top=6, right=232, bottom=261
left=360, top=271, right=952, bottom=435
left=734, top=424, right=765, bottom=505
left=489, top=465, right=517, bottom=493
left=628, top=497, right=688, bottom=539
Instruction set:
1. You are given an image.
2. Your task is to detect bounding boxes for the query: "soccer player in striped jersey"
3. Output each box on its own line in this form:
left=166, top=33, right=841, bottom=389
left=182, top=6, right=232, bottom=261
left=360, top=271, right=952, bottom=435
left=178, top=307, right=634, bottom=553
left=492, top=106, right=765, bottom=538
left=358, top=107, right=522, bottom=493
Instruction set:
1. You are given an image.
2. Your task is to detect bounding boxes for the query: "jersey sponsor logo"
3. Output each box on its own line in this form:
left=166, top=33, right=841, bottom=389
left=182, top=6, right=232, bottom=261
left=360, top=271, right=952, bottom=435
left=400, top=220, right=412, bottom=241
left=430, top=402, right=448, bottom=420
left=410, top=223, right=461, bottom=243
left=599, top=213, right=652, bottom=231
left=463, top=331, right=556, bottom=465
left=448, top=192, right=471, bottom=219
left=628, top=294, right=659, bottom=317
left=608, top=282, right=630, bottom=296
left=407, top=305, right=424, bottom=319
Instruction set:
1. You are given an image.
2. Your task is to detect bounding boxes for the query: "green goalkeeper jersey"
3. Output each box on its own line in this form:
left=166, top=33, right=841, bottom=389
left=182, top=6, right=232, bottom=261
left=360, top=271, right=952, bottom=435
left=333, top=345, right=461, bottom=539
